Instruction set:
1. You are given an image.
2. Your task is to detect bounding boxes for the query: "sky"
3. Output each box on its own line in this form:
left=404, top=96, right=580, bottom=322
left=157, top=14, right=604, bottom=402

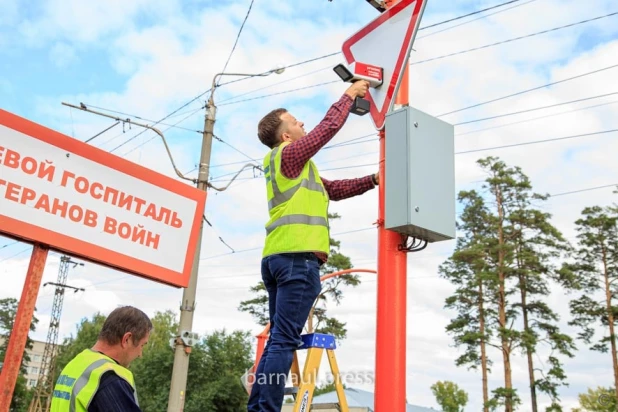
left=1, top=0, right=617, bottom=410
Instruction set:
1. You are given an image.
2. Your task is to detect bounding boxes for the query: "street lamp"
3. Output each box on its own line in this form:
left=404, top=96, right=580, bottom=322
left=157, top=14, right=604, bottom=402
left=167, top=66, right=285, bottom=412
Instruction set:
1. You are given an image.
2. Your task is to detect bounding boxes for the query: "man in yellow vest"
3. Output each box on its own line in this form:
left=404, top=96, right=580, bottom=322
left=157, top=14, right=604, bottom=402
left=248, top=80, right=377, bottom=412
left=50, top=306, right=152, bottom=412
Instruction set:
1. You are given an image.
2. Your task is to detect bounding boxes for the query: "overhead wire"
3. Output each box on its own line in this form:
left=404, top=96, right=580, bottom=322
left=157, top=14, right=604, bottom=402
left=438, top=62, right=618, bottom=117
left=218, top=81, right=339, bottom=106
left=195, top=179, right=618, bottom=263
left=453, top=91, right=618, bottom=126
left=217, top=0, right=256, bottom=86
left=457, top=99, right=618, bottom=136
left=208, top=86, right=618, bottom=179
left=86, top=0, right=529, bottom=145
left=85, top=121, right=121, bottom=143
left=455, top=128, right=618, bottom=154
left=416, top=0, right=539, bottom=40
left=411, top=11, right=618, bottom=66
left=208, top=127, right=618, bottom=184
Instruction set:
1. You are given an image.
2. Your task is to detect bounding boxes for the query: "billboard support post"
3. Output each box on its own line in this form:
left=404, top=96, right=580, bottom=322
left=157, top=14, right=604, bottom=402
left=0, top=244, right=49, bottom=412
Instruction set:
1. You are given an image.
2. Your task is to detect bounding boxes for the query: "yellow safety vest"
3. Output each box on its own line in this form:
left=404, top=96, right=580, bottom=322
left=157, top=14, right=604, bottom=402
left=262, top=141, right=330, bottom=257
left=50, top=349, right=138, bottom=412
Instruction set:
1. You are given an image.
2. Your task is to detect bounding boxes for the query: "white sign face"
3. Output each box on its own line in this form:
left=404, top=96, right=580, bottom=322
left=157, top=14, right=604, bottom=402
left=0, top=109, right=206, bottom=288
left=341, top=0, right=427, bottom=130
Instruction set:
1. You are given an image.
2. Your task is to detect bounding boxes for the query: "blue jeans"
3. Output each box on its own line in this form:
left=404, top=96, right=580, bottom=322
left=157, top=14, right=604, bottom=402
left=247, top=252, right=322, bottom=412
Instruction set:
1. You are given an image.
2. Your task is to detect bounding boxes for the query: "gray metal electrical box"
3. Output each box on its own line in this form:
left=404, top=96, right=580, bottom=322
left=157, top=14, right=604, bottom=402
left=384, top=106, right=455, bottom=242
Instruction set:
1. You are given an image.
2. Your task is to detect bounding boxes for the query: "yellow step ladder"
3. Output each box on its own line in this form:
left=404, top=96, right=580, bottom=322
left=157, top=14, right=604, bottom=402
left=285, top=333, right=349, bottom=412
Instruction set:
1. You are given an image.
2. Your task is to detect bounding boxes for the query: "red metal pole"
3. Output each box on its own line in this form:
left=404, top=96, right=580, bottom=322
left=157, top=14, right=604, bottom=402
left=0, top=244, right=49, bottom=411
left=375, top=1, right=409, bottom=409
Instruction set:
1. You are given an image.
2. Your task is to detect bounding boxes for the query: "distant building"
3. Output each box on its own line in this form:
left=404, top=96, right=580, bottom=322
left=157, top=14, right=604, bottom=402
left=282, top=387, right=440, bottom=412
left=0, top=338, right=56, bottom=389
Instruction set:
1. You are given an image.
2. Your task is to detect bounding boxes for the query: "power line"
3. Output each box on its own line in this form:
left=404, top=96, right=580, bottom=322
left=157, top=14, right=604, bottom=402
left=107, top=92, right=210, bottom=152
left=411, top=11, right=618, bottom=66
left=218, top=0, right=255, bottom=85
left=218, top=81, right=339, bottom=106
left=203, top=215, right=235, bottom=252
left=87, top=0, right=550, bottom=154
left=0, top=247, right=31, bottom=264
left=199, top=227, right=375, bottom=261
left=119, top=107, right=204, bottom=157
left=89, top=0, right=542, bottom=154
left=454, top=91, right=618, bottom=126
left=217, top=65, right=333, bottom=105
left=455, top=128, right=618, bottom=154
left=456, top=99, right=618, bottom=136
left=212, top=61, right=618, bottom=113
left=550, top=183, right=618, bottom=197
left=438, top=62, right=618, bottom=117
left=417, top=0, right=539, bottom=40
left=210, top=0, right=534, bottom=107
left=205, top=88, right=618, bottom=176
left=77, top=104, right=203, bottom=135
left=0, top=240, right=20, bottom=250
left=419, top=0, right=524, bottom=31
left=85, top=121, right=121, bottom=143
left=197, top=177, right=618, bottom=262
left=210, top=127, right=618, bottom=184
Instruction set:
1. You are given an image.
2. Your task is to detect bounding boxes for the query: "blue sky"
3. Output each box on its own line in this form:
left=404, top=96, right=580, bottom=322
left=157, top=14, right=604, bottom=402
left=2, top=0, right=618, bottom=410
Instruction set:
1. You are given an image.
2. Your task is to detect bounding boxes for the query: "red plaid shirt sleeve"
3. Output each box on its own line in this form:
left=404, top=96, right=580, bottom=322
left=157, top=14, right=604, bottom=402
left=280, top=93, right=376, bottom=200
left=320, top=175, right=375, bottom=201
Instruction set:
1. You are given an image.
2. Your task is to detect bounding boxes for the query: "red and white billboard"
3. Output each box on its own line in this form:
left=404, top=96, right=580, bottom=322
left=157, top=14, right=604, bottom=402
left=0, top=109, right=206, bottom=288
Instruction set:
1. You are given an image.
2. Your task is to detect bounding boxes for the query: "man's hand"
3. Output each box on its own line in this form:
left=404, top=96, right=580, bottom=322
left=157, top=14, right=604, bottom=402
left=373, top=172, right=379, bottom=186
left=345, top=80, right=370, bottom=99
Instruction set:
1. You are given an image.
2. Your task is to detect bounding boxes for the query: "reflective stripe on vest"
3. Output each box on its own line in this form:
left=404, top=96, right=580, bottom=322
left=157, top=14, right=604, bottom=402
left=262, top=142, right=330, bottom=257
left=70, top=358, right=112, bottom=412
left=266, top=214, right=328, bottom=235
left=267, top=146, right=325, bottom=210
left=50, top=349, right=138, bottom=412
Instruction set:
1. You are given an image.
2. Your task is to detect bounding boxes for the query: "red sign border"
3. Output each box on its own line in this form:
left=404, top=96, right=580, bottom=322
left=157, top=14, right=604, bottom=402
left=0, top=109, right=206, bottom=288
left=341, top=0, right=426, bottom=129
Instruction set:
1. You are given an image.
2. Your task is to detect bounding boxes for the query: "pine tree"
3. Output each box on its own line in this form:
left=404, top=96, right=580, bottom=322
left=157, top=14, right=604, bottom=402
left=238, top=213, right=360, bottom=341
left=478, top=156, right=522, bottom=412
left=507, top=171, right=575, bottom=412
left=563, top=205, right=618, bottom=405
left=439, top=190, right=495, bottom=412
left=443, top=157, right=575, bottom=411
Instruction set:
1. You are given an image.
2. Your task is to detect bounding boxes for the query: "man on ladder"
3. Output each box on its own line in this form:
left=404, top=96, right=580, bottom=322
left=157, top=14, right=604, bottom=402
left=247, top=79, right=377, bottom=412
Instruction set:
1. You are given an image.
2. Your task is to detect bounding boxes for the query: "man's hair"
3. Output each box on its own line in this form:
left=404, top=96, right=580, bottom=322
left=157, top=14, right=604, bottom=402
left=98, top=306, right=152, bottom=346
left=258, top=108, right=287, bottom=148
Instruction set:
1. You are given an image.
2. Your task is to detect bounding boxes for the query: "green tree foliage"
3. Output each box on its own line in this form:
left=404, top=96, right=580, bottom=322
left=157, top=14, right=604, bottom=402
left=441, top=157, right=574, bottom=412
left=430, top=380, right=468, bottom=412
left=53, top=310, right=253, bottom=412
left=504, top=161, right=575, bottom=412
left=572, top=386, right=616, bottom=412
left=562, top=205, right=618, bottom=404
left=439, top=190, right=495, bottom=412
left=0, top=297, right=39, bottom=412
left=53, top=313, right=107, bottom=382
left=238, top=213, right=360, bottom=341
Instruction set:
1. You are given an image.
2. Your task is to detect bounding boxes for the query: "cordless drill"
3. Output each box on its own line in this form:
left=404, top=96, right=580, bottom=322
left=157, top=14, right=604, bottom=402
left=333, top=62, right=384, bottom=116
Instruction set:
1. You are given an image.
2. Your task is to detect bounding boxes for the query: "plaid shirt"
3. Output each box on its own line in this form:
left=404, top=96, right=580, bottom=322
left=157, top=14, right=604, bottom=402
left=279, top=93, right=376, bottom=262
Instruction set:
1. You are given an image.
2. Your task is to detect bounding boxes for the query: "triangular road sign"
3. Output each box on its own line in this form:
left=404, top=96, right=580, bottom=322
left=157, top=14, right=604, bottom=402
left=341, top=0, right=427, bottom=130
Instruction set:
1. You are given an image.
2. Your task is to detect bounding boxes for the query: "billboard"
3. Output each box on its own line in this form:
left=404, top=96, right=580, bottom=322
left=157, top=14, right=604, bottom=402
left=0, top=109, right=206, bottom=288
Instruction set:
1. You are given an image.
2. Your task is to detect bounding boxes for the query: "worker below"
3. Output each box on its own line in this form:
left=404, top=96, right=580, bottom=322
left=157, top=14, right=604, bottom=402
left=248, top=79, right=378, bottom=412
left=50, top=305, right=152, bottom=412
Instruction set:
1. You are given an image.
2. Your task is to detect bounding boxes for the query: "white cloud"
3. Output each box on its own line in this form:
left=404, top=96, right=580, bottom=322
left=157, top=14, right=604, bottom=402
left=1, top=0, right=617, bottom=410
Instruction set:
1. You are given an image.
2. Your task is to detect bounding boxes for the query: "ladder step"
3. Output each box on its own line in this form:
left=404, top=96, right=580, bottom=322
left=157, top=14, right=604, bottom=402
left=284, top=386, right=299, bottom=395
left=311, top=403, right=341, bottom=410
